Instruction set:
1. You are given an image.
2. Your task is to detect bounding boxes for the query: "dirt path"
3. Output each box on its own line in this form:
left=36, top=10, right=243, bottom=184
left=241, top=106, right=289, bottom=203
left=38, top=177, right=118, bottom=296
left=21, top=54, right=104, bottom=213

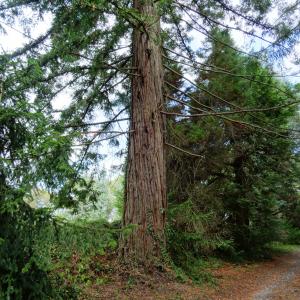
left=206, top=249, right=300, bottom=300
left=82, top=249, right=300, bottom=299
left=252, top=250, right=300, bottom=300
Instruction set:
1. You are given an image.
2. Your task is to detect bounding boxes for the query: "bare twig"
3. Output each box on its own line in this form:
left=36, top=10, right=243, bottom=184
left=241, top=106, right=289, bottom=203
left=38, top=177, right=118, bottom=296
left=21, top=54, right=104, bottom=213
left=165, top=142, right=204, bottom=158
left=66, top=117, right=129, bottom=128
left=73, top=131, right=131, bottom=147
left=164, top=82, right=288, bottom=138
left=165, top=95, right=300, bottom=115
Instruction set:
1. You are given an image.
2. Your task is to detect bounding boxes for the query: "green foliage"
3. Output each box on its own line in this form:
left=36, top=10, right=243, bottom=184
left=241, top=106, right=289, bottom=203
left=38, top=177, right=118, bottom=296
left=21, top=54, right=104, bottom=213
left=37, top=218, right=119, bottom=260
left=268, top=242, right=300, bottom=254
left=167, top=29, right=299, bottom=265
left=166, top=199, right=229, bottom=282
left=172, top=257, right=218, bottom=285
left=0, top=206, right=56, bottom=300
left=42, top=218, right=120, bottom=297
left=0, top=57, right=101, bottom=297
left=112, top=176, right=125, bottom=220
left=0, top=203, right=122, bottom=299
left=167, top=200, right=227, bottom=257
left=281, top=223, right=300, bottom=245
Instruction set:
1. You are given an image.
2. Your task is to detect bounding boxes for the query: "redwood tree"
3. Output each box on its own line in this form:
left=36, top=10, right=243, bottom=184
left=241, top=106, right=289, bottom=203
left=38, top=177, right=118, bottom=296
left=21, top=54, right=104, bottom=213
left=1, top=0, right=299, bottom=268
left=123, top=0, right=167, bottom=263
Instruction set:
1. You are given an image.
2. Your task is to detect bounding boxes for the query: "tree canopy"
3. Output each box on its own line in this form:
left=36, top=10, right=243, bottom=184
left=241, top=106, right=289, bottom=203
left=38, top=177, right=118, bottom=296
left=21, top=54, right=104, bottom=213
left=0, top=0, right=300, bottom=298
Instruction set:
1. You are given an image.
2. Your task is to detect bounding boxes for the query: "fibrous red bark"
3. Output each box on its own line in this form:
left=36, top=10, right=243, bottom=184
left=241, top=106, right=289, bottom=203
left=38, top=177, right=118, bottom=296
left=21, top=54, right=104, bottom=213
left=122, top=0, right=167, bottom=265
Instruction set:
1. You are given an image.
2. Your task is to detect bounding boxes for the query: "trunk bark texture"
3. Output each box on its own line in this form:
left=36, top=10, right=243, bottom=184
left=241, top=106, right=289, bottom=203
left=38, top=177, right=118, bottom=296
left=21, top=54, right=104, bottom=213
left=122, top=0, right=166, bottom=265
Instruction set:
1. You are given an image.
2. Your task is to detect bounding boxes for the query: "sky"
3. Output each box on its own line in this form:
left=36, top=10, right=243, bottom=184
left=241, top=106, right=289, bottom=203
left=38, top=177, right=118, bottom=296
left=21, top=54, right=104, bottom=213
left=0, top=1, right=299, bottom=176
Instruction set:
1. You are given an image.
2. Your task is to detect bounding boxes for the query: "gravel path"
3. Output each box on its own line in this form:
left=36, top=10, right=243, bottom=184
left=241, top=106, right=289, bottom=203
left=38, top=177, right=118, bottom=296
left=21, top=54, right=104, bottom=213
left=252, top=250, right=300, bottom=300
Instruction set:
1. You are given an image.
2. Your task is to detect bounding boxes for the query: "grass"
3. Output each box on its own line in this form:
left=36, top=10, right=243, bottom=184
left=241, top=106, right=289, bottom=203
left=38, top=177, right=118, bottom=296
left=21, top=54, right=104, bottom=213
left=269, top=242, right=300, bottom=255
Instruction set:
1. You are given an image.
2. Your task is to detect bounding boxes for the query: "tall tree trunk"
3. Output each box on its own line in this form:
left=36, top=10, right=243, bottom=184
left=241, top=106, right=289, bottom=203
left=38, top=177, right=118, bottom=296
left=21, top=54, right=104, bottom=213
left=121, top=0, right=167, bottom=265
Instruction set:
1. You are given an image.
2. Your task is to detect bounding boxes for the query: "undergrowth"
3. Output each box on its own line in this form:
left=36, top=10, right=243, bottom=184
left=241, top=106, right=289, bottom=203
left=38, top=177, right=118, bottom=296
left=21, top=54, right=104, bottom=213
left=8, top=204, right=300, bottom=298
left=32, top=218, right=121, bottom=299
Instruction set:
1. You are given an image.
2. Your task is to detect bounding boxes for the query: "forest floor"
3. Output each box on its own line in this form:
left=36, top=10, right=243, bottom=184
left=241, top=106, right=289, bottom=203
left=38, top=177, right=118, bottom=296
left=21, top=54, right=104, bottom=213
left=81, top=245, right=300, bottom=300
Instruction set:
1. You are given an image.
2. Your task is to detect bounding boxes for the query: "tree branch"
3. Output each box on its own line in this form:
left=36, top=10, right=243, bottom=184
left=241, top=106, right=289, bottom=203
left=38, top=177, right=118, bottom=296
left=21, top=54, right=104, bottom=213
left=165, top=142, right=204, bottom=158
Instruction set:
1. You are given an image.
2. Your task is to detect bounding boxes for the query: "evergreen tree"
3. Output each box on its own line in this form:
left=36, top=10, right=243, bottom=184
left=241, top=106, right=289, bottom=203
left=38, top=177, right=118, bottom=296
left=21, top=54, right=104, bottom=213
left=167, top=29, right=299, bottom=258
